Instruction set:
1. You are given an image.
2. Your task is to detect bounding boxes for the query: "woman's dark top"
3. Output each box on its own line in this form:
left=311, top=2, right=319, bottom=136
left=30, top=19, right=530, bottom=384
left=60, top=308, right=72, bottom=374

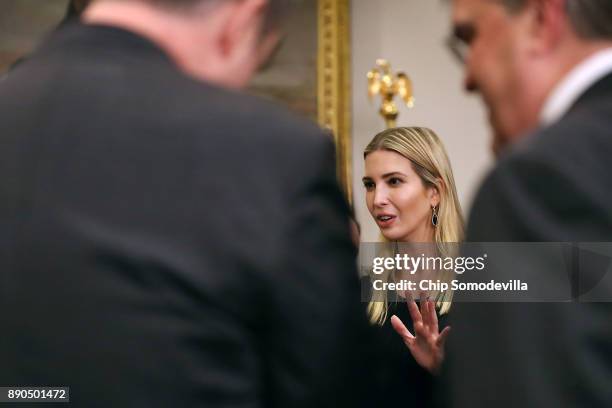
left=362, top=277, right=448, bottom=407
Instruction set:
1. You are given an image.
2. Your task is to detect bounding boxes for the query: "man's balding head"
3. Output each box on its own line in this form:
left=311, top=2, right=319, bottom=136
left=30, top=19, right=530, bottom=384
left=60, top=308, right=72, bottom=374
left=89, top=0, right=287, bottom=34
left=84, top=0, right=285, bottom=88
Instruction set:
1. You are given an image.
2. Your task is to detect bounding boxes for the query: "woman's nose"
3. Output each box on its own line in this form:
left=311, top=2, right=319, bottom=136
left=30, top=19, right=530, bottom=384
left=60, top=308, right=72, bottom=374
left=373, top=187, right=389, bottom=207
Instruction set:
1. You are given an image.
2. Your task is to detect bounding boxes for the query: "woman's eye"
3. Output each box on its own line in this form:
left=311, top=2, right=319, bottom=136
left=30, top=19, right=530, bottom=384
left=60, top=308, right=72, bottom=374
left=388, top=177, right=403, bottom=186
left=363, top=181, right=375, bottom=190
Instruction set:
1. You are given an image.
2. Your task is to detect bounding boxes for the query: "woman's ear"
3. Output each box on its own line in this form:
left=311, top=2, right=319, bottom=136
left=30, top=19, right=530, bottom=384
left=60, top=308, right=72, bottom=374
left=429, top=179, right=443, bottom=208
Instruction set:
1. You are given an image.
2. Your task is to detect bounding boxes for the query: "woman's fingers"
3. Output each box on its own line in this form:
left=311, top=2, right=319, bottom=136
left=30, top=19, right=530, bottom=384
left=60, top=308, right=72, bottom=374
left=407, top=300, right=422, bottom=326
left=419, top=295, right=428, bottom=325
left=428, top=300, right=439, bottom=332
left=413, top=320, right=429, bottom=340
left=436, top=326, right=452, bottom=348
left=391, top=315, right=415, bottom=344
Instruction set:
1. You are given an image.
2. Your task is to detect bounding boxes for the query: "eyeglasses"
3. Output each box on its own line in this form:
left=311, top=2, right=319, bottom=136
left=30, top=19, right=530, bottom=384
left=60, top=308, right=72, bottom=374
left=446, top=21, right=476, bottom=65
left=445, top=35, right=469, bottom=65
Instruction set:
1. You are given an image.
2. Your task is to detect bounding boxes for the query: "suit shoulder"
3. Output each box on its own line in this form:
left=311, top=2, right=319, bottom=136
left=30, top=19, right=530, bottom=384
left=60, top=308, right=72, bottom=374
left=511, top=108, right=612, bottom=166
left=484, top=110, right=612, bottom=207
left=161, top=76, right=329, bottom=151
left=470, top=112, right=612, bottom=240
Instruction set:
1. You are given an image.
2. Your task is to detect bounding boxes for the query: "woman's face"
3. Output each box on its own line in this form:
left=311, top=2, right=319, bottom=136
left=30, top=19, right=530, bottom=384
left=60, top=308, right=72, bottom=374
left=363, top=150, right=438, bottom=243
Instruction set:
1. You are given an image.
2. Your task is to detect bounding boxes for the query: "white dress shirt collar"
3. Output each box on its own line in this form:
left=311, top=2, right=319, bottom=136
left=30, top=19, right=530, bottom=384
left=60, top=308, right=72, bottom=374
left=540, top=48, right=612, bottom=126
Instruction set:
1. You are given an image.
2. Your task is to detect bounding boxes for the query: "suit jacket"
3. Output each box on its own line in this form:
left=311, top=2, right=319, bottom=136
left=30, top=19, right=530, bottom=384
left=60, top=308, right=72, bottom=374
left=443, top=74, right=612, bottom=407
left=0, top=23, right=371, bottom=407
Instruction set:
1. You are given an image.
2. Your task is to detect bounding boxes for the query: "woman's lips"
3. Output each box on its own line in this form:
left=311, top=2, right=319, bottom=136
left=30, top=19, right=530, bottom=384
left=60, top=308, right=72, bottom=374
left=375, top=214, right=396, bottom=228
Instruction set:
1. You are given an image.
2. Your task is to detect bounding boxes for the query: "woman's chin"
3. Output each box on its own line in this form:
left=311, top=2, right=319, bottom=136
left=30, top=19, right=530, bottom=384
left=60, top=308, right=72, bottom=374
left=380, top=231, right=402, bottom=242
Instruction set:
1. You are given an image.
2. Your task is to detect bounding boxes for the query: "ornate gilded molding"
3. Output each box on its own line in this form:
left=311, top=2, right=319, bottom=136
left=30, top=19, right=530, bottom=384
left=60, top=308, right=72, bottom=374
left=318, top=0, right=352, bottom=204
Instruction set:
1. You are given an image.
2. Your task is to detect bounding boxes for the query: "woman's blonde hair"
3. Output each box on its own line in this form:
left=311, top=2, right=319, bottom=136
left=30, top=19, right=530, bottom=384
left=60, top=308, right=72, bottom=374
left=364, top=127, right=464, bottom=324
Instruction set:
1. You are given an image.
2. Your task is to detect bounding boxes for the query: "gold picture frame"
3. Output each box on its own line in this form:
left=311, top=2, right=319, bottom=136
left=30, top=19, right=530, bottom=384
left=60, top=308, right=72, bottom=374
left=241, top=0, right=354, bottom=203
left=248, top=0, right=353, bottom=203
left=318, top=0, right=352, bottom=204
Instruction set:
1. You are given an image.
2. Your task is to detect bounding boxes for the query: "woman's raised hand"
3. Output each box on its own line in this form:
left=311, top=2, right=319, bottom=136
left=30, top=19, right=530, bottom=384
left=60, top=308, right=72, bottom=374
left=390, top=298, right=451, bottom=375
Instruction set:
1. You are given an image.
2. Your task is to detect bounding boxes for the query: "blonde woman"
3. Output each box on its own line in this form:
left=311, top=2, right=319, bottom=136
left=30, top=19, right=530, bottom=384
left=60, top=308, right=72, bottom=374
left=362, top=127, right=464, bottom=405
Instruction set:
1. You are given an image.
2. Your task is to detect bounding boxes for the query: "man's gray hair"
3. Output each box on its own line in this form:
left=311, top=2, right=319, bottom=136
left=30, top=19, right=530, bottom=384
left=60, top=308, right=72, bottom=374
left=500, top=0, right=612, bottom=39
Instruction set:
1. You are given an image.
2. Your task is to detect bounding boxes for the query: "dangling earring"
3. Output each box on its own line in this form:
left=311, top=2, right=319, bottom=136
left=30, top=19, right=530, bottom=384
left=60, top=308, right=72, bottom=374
left=431, top=205, right=439, bottom=227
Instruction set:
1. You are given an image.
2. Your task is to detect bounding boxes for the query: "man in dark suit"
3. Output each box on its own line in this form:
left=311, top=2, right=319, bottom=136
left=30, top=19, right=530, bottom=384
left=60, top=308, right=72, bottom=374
left=442, top=0, right=612, bottom=406
left=0, top=0, right=369, bottom=406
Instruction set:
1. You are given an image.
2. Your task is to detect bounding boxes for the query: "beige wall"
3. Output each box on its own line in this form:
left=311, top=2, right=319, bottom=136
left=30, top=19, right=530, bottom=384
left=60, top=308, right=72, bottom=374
left=351, top=0, right=494, bottom=242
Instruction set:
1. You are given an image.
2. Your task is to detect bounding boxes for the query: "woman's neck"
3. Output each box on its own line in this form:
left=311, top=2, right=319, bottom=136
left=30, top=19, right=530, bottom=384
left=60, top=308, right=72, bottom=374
left=401, top=223, right=435, bottom=244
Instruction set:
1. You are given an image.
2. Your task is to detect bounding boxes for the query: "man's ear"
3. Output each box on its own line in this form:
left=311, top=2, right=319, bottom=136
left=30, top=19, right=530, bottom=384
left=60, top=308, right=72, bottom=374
left=255, top=29, right=283, bottom=71
left=219, top=0, right=268, bottom=58
left=525, top=0, right=567, bottom=55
